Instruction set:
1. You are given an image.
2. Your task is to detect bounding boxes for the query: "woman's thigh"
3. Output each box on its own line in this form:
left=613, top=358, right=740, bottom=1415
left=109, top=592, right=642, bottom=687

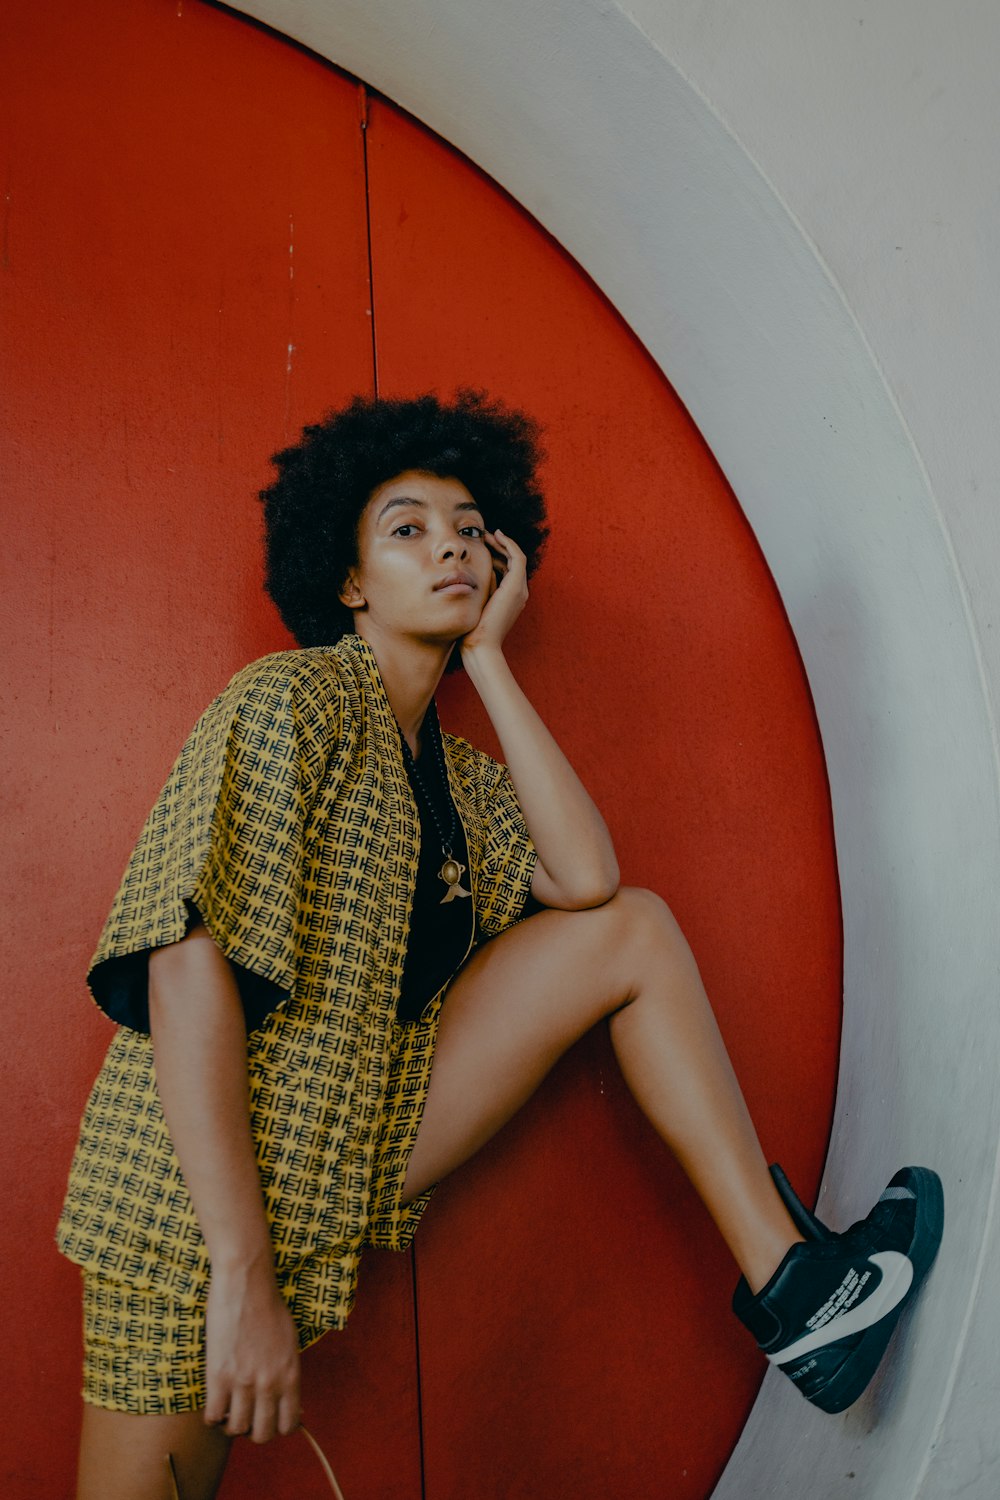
left=402, top=884, right=676, bottom=1201
left=77, top=1402, right=233, bottom=1500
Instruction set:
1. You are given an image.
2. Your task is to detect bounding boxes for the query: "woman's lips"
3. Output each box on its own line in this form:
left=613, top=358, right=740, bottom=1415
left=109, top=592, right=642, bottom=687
left=433, top=567, right=477, bottom=592
left=434, top=582, right=476, bottom=593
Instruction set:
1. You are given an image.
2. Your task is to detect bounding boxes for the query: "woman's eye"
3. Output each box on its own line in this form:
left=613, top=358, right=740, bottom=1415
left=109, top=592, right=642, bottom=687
left=392, top=523, right=485, bottom=538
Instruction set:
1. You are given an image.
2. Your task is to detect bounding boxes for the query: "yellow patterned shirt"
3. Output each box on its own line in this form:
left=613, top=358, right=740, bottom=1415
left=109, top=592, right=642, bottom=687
left=55, top=631, right=538, bottom=1331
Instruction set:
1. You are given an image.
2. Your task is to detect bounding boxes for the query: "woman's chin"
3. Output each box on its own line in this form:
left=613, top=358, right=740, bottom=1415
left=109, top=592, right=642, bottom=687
left=411, top=628, right=471, bottom=654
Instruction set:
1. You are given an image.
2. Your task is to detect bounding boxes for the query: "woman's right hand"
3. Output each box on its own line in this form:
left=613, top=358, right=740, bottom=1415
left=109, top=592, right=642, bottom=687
left=203, top=1260, right=302, bottom=1443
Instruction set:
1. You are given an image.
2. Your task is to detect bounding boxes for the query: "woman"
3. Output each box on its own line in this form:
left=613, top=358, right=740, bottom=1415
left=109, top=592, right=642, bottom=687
left=58, top=389, right=943, bottom=1499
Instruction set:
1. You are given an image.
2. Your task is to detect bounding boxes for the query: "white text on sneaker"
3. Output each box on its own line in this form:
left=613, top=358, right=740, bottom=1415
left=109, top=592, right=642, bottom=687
left=766, top=1252, right=914, bottom=1366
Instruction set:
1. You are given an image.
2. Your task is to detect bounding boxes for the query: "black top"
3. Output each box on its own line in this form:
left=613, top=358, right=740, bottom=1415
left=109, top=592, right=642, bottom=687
left=396, top=703, right=476, bottom=1022
left=395, top=702, right=543, bottom=1023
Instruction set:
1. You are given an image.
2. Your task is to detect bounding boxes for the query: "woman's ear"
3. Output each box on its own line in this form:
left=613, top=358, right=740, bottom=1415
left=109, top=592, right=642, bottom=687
left=338, top=570, right=365, bottom=609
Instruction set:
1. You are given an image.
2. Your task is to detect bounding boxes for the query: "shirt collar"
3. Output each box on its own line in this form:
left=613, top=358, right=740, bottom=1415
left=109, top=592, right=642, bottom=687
left=330, top=632, right=472, bottom=818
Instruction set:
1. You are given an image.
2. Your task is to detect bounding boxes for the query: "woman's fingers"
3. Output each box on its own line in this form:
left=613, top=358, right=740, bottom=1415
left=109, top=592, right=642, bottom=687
left=223, top=1381, right=255, bottom=1438
left=486, top=527, right=524, bottom=575
left=208, top=1385, right=295, bottom=1444
left=482, top=529, right=527, bottom=605
left=277, top=1386, right=303, bottom=1438
left=484, top=535, right=506, bottom=591
left=461, top=527, right=529, bottom=655
left=203, top=1370, right=230, bottom=1428
left=248, top=1363, right=300, bottom=1443
left=203, top=1265, right=302, bottom=1442
left=249, top=1387, right=282, bottom=1445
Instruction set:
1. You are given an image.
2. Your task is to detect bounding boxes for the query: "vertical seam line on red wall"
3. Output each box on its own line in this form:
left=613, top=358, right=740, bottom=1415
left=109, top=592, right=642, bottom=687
left=409, top=1247, right=429, bottom=1500
left=357, top=82, right=380, bottom=398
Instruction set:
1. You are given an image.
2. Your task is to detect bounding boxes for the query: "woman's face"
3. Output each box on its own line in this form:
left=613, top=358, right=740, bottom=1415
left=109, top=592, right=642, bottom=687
left=339, top=469, right=495, bottom=649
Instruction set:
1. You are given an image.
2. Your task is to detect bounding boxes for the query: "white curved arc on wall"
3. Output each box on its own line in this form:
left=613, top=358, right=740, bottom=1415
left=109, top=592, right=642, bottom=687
left=230, top=3, right=1000, bottom=1495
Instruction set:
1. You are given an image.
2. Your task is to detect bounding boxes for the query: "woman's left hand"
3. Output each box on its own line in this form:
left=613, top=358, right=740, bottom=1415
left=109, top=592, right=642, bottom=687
left=459, top=528, right=529, bottom=658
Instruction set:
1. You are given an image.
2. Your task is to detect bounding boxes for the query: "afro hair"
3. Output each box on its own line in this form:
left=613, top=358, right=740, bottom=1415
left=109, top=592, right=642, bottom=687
left=258, top=388, right=551, bottom=673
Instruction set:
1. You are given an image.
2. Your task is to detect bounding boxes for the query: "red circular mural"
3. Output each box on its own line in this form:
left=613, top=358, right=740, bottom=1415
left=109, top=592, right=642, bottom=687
left=2, top=2, right=840, bottom=1495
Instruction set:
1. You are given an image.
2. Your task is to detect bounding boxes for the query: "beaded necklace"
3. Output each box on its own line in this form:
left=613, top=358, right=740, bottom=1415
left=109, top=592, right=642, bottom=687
left=397, top=699, right=473, bottom=905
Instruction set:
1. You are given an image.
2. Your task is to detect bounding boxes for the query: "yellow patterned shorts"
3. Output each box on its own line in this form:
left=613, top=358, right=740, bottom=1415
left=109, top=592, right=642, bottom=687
left=78, top=1004, right=443, bottom=1415
left=80, top=1272, right=332, bottom=1415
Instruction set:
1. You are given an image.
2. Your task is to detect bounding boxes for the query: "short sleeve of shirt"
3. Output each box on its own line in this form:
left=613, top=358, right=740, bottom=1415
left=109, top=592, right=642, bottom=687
left=86, top=654, right=342, bottom=1035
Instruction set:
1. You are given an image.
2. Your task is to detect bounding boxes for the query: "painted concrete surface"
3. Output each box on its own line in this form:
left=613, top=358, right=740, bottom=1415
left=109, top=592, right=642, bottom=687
left=230, top=3, right=1000, bottom=1494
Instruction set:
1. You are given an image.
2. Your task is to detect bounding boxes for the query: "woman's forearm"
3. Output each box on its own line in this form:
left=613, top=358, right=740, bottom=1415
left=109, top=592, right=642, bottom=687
left=462, top=643, right=620, bottom=906
left=148, top=922, right=301, bottom=1437
left=148, top=923, right=274, bottom=1274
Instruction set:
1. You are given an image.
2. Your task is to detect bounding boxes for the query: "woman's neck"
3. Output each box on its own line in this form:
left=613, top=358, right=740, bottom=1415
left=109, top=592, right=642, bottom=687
left=351, top=623, right=453, bottom=756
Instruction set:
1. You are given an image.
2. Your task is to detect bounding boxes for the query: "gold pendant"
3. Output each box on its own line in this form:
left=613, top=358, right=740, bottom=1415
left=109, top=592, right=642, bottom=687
left=438, top=856, right=472, bottom=903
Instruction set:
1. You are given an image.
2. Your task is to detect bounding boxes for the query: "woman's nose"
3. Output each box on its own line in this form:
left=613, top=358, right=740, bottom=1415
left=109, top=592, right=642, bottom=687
left=434, top=534, right=468, bottom=561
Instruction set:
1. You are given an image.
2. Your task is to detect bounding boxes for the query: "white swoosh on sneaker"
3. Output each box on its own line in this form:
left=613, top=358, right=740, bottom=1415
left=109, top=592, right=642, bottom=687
left=767, top=1252, right=914, bottom=1366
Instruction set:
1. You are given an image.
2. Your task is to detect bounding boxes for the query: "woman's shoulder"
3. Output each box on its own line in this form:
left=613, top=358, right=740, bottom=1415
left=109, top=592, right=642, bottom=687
left=206, top=646, right=349, bottom=725
left=171, top=648, right=351, bottom=766
left=223, top=645, right=345, bottom=697
left=221, top=636, right=389, bottom=708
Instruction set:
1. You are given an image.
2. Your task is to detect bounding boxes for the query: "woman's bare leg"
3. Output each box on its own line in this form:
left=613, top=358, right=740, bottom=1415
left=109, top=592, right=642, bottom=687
left=77, top=1403, right=232, bottom=1500
left=403, top=885, right=803, bottom=1293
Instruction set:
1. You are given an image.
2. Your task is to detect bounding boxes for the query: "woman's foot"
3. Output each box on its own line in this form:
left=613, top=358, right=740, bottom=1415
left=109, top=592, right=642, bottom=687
left=732, top=1165, right=944, bottom=1413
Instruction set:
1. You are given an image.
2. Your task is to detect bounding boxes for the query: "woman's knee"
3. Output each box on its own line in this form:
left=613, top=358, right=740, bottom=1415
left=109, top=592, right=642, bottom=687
left=524, top=884, right=667, bottom=960
left=604, top=885, right=690, bottom=961
left=606, top=884, right=678, bottom=931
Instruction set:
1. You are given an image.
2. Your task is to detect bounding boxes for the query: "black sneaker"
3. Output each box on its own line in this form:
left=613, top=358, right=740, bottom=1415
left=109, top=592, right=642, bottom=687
left=732, top=1165, right=944, bottom=1413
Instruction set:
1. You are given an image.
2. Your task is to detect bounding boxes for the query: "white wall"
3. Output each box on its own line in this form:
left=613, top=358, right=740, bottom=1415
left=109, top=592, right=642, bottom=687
left=232, top=3, right=1000, bottom=1494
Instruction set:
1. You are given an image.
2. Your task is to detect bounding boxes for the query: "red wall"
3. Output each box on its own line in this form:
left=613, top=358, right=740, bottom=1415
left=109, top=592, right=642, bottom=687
left=1, top=2, right=841, bottom=1496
